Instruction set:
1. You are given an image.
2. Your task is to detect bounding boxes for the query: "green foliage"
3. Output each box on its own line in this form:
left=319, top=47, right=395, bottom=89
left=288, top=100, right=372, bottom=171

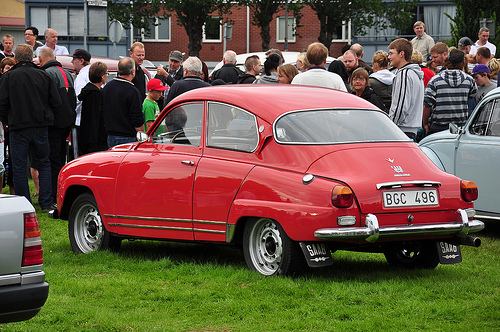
left=108, top=0, right=169, bottom=33
left=448, top=0, right=500, bottom=57
left=304, top=0, right=418, bottom=50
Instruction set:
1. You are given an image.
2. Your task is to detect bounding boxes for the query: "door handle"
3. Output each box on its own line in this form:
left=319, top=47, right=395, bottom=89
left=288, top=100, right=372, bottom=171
left=181, top=160, right=195, bottom=166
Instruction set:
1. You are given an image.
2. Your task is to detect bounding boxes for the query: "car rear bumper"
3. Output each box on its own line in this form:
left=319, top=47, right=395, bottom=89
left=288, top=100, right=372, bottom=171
left=314, top=209, right=484, bottom=244
left=0, top=282, right=49, bottom=323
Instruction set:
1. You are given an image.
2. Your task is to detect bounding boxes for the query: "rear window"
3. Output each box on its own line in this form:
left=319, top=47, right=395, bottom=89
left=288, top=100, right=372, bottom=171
left=274, top=109, right=409, bottom=144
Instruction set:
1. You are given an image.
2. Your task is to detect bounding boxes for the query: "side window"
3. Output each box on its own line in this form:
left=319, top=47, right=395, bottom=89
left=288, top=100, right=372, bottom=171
left=469, top=101, right=494, bottom=136
left=207, top=102, right=258, bottom=152
left=152, top=103, right=203, bottom=146
left=486, top=100, right=500, bottom=137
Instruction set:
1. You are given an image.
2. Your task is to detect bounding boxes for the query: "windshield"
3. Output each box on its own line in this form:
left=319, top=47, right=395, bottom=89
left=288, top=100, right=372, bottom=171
left=274, top=109, right=409, bottom=144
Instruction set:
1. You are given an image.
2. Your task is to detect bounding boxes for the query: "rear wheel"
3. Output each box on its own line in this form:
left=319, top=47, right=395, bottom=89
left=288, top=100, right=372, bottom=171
left=68, top=192, right=121, bottom=254
left=384, top=242, right=439, bottom=269
left=243, top=218, right=303, bottom=276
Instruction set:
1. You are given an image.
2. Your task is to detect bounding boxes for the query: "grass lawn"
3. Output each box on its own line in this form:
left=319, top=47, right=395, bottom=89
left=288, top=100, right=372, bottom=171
left=2, top=185, right=500, bottom=331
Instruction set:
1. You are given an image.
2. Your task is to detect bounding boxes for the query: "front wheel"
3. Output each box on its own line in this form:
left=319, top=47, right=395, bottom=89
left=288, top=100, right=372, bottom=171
left=68, top=192, right=121, bottom=254
left=384, top=242, right=439, bottom=269
left=243, top=218, right=303, bottom=276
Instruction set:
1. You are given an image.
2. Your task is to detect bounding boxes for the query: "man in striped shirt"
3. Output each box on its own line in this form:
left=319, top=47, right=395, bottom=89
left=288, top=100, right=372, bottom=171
left=423, top=49, right=477, bottom=136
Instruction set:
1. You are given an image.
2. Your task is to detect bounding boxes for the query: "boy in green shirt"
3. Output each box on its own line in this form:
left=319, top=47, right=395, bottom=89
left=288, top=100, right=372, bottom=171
left=143, top=78, right=168, bottom=131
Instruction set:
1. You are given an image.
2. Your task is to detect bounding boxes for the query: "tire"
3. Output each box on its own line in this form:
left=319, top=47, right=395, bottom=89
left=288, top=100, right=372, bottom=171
left=384, top=242, right=440, bottom=269
left=243, top=218, right=303, bottom=277
left=68, top=192, right=121, bottom=254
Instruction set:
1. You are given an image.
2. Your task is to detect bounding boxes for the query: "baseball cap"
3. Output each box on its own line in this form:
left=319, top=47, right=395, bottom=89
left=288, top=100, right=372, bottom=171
left=72, top=49, right=91, bottom=61
left=147, top=78, right=169, bottom=91
left=472, top=64, right=491, bottom=75
left=458, top=37, right=472, bottom=47
left=169, top=50, right=184, bottom=62
left=447, top=49, right=465, bottom=64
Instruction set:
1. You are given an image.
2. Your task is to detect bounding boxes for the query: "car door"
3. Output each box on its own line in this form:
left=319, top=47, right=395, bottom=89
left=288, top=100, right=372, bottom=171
left=455, top=96, right=500, bottom=216
left=113, top=102, right=204, bottom=240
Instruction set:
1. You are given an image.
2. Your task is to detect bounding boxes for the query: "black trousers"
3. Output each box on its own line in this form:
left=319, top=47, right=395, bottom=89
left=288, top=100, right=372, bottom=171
left=48, top=126, right=71, bottom=201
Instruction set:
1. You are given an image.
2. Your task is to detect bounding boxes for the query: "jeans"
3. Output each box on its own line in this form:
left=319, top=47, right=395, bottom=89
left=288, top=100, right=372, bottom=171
left=107, top=135, right=136, bottom=148
left=10, top=127, right=52, bottom=208
left=49, top=126, right=71, bottom=201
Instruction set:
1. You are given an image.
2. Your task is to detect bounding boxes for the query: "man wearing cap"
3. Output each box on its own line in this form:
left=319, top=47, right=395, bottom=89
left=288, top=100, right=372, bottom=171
left=472, top=64, right=496, bottom=103
left=35, top=28, right=69, bottom=56
left=411, top=21, right=435, bottom=60
left=72, top=49, right=92, bottom=158
left=130, top=42, right=151, bottom=101
left=143, top=78, right=168, bottom=131
left=155, top=50, right=184, bottom=107
left=423, top=49, right=477, bottom=136
left=458, top=37, right=473, bottom=54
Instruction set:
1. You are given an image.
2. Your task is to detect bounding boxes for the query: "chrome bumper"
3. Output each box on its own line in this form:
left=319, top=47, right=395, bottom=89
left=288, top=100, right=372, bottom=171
left=314, top=209, right=484, bottom=243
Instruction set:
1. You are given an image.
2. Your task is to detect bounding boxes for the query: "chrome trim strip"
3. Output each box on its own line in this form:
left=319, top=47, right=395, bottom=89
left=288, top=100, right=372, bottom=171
left=315, top=209, right=484, bottom=243
left=376, top=180, right=442, bottom=190
left=21, top=271, right=46, bottom=285
left=104, top=215, right=192, bottom=223
left=193, top=220, right=227, bottom=225
left=107, top=223, right=192, bottom=232
left=193, top=228, right=226, bottom=234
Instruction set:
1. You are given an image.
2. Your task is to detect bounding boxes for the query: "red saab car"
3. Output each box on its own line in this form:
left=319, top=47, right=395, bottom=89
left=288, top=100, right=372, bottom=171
left=54, top=85, right=484, bottom=276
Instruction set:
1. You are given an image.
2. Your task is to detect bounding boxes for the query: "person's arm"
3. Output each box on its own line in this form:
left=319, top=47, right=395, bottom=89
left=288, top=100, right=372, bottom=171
left=423, top=106, right=431, bottom=133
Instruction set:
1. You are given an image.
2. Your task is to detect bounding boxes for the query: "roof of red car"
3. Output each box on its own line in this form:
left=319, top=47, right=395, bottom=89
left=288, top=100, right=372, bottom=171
left=169, top=85, right=379, bottom=123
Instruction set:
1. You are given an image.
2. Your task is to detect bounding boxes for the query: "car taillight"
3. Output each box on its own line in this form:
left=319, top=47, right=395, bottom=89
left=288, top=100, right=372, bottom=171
left=332, top=185, right=354, bottom=208
left=23, top=212, right=43, bottom=266
left=461, top=180, right=478, bottom=202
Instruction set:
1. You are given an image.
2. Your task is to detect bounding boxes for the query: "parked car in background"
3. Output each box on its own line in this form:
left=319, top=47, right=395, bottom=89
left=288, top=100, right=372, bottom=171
left=53, top=85, right=483, bottom=277
left=420, top=87, right=500, bottom=222
left=0, top=195, right=49, bottom=323
left=209, top=51, right=336, bottom=77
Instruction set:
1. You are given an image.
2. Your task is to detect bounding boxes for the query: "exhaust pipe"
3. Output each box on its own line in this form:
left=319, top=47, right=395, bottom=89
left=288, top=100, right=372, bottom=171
left=459, top=236, right=482, bottom=247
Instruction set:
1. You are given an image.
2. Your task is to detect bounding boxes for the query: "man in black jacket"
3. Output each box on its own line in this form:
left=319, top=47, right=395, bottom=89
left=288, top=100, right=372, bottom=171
left=0, top=44, right=61, bottom=211
left=39, top=47, right=76, bottom=202
left=211, top=50, right=244, bottom=84
left=102, top=57, right=144, bottom=148
left=164, top=57, right=210, bottom=105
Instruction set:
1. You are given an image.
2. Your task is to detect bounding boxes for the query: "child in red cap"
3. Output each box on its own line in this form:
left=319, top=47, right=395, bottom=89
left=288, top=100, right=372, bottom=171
left=143, top=78, right=168, bottom=131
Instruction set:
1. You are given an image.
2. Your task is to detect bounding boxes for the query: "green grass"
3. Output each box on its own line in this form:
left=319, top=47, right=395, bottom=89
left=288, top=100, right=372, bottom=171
left=2, top=185, right=500, bottom=331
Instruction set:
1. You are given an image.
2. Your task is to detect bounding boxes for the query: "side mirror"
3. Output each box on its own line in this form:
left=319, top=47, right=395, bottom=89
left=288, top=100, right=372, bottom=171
left=136, top=131, right=148, bottom=143
left=449, top=123, right=463, bottom=135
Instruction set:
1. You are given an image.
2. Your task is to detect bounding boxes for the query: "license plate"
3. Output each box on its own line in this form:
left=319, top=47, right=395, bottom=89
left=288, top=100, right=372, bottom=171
left=383, top=189, right=438, bottom=208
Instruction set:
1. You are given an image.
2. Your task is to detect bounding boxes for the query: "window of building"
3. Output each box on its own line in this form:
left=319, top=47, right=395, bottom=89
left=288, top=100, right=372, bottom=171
left=203, top=17, right=222, bottom=43
left=143, top=17, right=171, bottom=42
left=332, top=21, right=351, bottom=42
left=277, top=16, right=296, bottom=43
left=29, top=5, right=107, bottom=39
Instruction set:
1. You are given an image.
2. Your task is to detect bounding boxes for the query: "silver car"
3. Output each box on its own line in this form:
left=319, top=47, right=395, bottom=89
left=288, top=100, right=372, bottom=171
left=420, top=87, right=500, bottom=221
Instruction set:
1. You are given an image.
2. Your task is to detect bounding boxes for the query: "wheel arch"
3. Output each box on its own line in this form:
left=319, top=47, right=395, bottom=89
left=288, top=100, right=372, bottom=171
left=59, top=185, right=94, bottom=220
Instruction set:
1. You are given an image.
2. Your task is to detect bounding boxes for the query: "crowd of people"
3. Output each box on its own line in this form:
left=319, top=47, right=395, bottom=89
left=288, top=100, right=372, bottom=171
left=0, top=23, right=499, bottom=211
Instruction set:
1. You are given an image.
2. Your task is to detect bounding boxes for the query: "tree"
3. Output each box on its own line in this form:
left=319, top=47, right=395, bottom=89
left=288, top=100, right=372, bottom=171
left=241, top=0, right=303, bottom=51
left=304, top=0, right=418, bottom=51
left=108, top=0, right=232, bottom=57
left=447, top=0, right=499, bottom=56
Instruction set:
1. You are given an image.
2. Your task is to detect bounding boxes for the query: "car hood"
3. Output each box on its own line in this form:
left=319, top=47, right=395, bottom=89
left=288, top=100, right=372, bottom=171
left=306, top=143, right=462, bottom=214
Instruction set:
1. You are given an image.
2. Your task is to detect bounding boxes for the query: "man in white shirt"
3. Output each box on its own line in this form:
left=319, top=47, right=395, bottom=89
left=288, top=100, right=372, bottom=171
left=291, top=42, right=347, bottom=92
left=35, top=28, right=69, bottom=56
left=470, top=27, right=496, bottom=58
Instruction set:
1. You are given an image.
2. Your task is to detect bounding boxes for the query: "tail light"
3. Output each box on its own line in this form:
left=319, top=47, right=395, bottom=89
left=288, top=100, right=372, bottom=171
left=461, top=180, right=478, bottom=202
left=332, top=185, right=354, bottom=208
left=23, top=212, right=43, bottom=266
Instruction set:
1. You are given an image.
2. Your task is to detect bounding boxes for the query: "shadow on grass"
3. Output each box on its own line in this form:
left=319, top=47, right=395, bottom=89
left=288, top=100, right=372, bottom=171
left=115, top=239, right=457, bottom=282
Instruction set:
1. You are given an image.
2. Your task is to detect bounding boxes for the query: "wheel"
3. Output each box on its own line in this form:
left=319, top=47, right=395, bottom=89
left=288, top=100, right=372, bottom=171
left=384, top=242, right=439, bottom=269
left=243, top=218, right=303, bottom=276
left=68, top=192, right=121, bottom=254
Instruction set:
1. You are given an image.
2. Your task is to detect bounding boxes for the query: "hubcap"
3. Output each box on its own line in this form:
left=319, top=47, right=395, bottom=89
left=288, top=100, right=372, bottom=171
left=249, top=219, right=284, bottom=275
